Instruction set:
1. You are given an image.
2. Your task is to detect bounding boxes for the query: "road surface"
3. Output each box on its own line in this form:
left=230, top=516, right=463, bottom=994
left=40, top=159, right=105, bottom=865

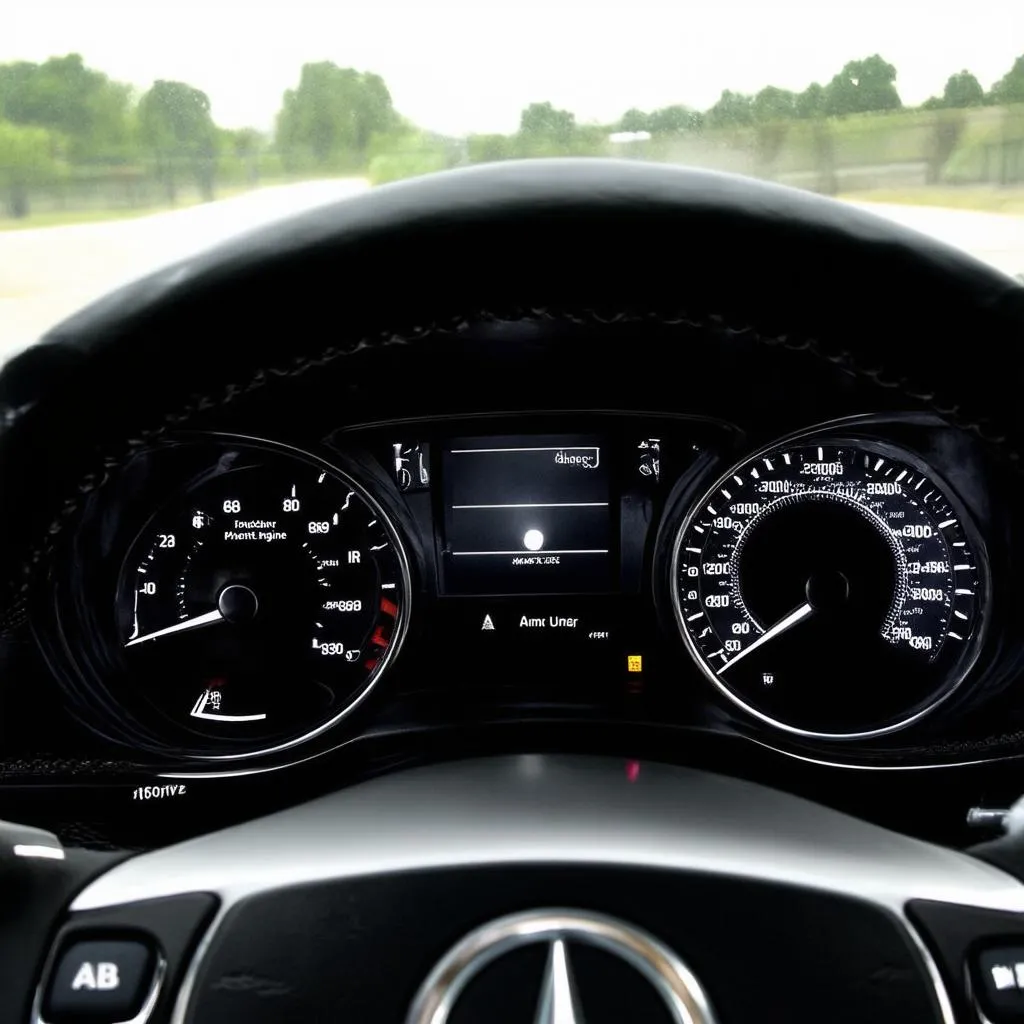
left=0, top=179, right=370, bottom=362
left=0, top=182, right=1021, bottom=364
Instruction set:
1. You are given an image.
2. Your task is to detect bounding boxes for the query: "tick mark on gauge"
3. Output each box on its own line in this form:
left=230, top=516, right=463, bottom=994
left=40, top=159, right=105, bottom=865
left=939, top=519, right=957, bottom=529
left=954, top=610, right=968, bottom=620
left=686, top=613, right=703, bottom=622
left=318, top=472, right=326, bottom=483
left=750, top=468, right=760, bottom=479
left=948, top=631, right=964, bottom=640
left=721, top=489, right=732, bottom=500
left=694, top=525, right=705, bottom=533
left=733, top=475, right=744, bottom=486
left=685, top=547, right=701, bottom=554
left=955, top=589, right=974, bottom=595
left=763, top=458, right=774, bottom=470
left=782, top=454, right=791, bottom=465
left=896, top=471, right=907, bottom=483
left=874, top=458, right=884, bottom=471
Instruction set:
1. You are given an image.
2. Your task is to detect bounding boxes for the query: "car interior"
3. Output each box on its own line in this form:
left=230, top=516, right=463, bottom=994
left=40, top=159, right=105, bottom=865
left=4, top=158, right=1024, bottom=1023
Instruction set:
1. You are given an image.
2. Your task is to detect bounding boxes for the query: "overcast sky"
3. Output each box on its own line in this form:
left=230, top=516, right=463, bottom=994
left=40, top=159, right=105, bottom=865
left=5, top=1, right=1024, bottom=135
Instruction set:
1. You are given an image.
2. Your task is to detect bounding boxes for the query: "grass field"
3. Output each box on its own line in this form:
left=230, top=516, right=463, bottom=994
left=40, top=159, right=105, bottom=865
left=840, top=186, right=1024, bottom=216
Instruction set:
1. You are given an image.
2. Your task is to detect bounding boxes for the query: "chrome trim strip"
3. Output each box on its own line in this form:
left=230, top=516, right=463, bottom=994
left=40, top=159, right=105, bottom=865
left=406, top=908, right=717, bottom=1024
left=64, top=757, right=1022, bottom=1022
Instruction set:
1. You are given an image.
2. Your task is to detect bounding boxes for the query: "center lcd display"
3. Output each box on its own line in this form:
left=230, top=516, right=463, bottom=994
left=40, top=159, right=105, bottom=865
left=442, top=434, right=613, bottom=594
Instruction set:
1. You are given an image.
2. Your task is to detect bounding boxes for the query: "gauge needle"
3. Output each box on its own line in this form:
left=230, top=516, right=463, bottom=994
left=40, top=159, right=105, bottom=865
left=719, top=602, right=813, bottom=673
left=125, top=608, right=224, bottom=648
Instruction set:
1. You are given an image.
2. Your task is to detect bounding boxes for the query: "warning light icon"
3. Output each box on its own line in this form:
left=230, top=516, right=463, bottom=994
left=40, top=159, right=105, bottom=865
left=627, top=654, right=643, bottom=673
left=481, top=614, right=495, bottom=631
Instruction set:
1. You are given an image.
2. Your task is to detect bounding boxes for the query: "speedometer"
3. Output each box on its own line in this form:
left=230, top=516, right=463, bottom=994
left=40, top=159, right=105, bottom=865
left=671, top=440, right=986, bottom=738
left=116, top=438, right=411, bottom=759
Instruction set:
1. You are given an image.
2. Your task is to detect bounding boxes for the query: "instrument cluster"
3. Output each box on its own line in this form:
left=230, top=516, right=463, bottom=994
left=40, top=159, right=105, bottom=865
left=35, top=410, right=1010, bottom=773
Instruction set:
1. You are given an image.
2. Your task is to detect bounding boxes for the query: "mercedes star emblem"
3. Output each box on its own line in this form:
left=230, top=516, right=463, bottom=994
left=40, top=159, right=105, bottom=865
left=406, top=907, right=717, bottom=1024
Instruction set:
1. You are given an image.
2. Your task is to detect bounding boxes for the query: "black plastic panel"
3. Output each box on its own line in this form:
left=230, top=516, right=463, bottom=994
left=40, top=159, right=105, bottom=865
left=187, top=866, right=940, bottom=1024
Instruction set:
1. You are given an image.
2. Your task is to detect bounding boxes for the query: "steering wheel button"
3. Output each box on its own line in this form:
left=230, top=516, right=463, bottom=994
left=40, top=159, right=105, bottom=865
left=974, top=947, right=1024, bottom=1023
left=43, top=938, right=156, bottom=1023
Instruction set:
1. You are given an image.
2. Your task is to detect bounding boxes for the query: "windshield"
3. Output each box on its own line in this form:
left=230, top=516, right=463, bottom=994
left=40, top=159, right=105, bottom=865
left=2, top=1, right=1023, bottom=357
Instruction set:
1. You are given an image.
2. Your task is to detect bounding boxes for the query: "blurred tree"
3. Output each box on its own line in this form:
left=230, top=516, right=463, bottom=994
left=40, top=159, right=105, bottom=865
left=0, top=119, right=58, bottom=217
left=619, top=108, right=649, bottom=132
left=824, top=55, right=902, bottom=115
left=794, top=83, right=826, bottom=119
left=518, top=101, right=576, bottom=147
left=138, top=80, right=217, bottom=203
left=0, top=54, right=133, bottom=163
left=990, top=54, right=1024, bottom=105
left=753, top=86, right=796, bottom=122
left=705, top=90, right=754, bottom=128
left=467, top=133, right=513, bottom=163
left=647, top=105, right=702, bottom=134
left=275, top=62, right=398, bottom=169
left=942, top=70, right=985, bottom=108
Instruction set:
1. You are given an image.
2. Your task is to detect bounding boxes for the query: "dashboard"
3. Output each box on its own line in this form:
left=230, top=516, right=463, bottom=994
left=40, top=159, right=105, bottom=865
left=5, top=310, right=1023, bottom=854
left=2, top=160, right=1024, bottom=861
left=35, top=411, right=999, bottom=768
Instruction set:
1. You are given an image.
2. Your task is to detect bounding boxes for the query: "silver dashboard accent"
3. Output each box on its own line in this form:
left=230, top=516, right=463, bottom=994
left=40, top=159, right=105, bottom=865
left=66, top=756, right=1024, bottom=1024
left=406, top=908, right=716, bottom=1024
left=14, top=843, right=65, bottom=860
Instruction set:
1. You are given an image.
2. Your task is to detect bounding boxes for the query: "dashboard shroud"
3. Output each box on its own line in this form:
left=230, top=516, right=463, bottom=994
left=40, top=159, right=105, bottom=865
left=28, top=408, right=1013, bottom=776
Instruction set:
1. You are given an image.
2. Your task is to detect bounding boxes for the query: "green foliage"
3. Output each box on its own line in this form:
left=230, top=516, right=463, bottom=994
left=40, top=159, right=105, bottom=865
left=139, top=80, right=218, bottom=202
left=706, top=90, right=754, bottom=128
left=467, top=133, right=514, bottom=163
left=943, top=71, right=985, bottom=108
left=0, top=53, right=133, bottom=162
left=648, top=105, right=702, bottom=135
left=618, top=105, right=701, bottom=135
left=753, top=86, right=796, bottom=123
left=518, top=101, right=576, bottom=149
left=824, top=55, right=902, bottom=115
left=0, top=119, right=60, bottom=216
left=990, top=54, right=1024, bottom=105
left=276, top=62, right=398, bottom=171
left=794, top=83, right=826, bottom=119
left=367, top=131, right=454, bottom=184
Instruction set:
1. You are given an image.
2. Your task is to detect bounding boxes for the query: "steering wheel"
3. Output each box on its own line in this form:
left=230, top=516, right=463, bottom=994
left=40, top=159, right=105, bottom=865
left=2, top=160, right=1024, bottom=1024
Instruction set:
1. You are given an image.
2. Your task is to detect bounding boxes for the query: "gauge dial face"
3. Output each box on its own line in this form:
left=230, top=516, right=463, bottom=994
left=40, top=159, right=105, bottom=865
left=117, top=442, right=410, bottom=758
left=671, top=442, right=986, bottom=738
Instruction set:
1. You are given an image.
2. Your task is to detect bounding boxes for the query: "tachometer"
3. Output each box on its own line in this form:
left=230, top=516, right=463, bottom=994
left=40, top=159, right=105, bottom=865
left=116, top=439, right=411, bottom=758
left=671, top=441, right=986, bottom=738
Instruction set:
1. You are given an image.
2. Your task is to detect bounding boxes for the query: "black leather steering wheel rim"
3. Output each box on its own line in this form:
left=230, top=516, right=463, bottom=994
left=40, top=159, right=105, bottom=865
left=0, top=160, right=1022, bottom=616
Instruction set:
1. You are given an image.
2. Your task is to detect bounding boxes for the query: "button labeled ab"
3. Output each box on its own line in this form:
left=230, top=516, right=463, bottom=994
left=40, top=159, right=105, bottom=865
left=45, top=938, right=155, bottom=1024
left=71, top=960, right=120, bottom=990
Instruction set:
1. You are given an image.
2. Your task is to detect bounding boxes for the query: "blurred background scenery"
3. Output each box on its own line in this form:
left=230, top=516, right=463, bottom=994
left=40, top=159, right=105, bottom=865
left=1, top=0, right=1023, bottom=355
left=2, top=51, right=1023, bottom=220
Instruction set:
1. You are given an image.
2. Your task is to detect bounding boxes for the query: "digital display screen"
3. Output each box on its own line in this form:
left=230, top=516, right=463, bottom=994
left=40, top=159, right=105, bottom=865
left=442, top=434, right=613, bottom=594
